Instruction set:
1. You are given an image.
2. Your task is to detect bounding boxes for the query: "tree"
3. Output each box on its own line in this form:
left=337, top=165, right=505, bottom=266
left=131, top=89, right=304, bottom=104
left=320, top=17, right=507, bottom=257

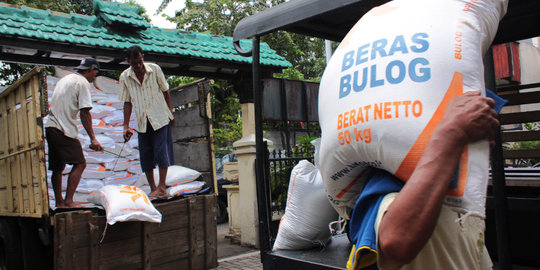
left=161, top=0, right=327, bottom=154
left=164, top=0, right=326, bottom=81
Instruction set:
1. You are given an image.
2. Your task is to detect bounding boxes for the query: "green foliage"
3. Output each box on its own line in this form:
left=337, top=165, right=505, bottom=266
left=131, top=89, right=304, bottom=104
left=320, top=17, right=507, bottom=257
left=273, top=67, right=304, bottom=81
left=123, top=0, right=150, bottom=22
left=506, top=122, right=540, bottom=167
left=167, top=76, right=199, bottom=89
left=295, top=134, right=317, bottom=157
left=211, top=80, right=242, bottom=155
left=165, top=0, right=326, bottom=81
left=0, top=63, right=54, bottom=86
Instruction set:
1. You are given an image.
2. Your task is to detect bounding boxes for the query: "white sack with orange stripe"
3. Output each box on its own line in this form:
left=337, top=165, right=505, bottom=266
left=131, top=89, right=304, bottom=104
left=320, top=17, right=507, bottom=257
left=319, top=0, right=508, bottom=219
left=88, top=185, right=162, bottom=225
left=273, top=160, right=338, bottom=251
left=135, top=165, right=201, bottom=187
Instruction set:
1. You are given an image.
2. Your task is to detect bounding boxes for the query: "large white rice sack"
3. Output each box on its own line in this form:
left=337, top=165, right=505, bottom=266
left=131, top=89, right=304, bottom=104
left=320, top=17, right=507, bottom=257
left=319, top=0, right=508, bottom=219
left=105, top=126, right=126, bottom=143
left=105, top=158, right=135, bottom=172
left=82, top=164, right=114, bottom=179
left=78, top=133, right=116, bottom=149
left=77, top=119, right=111, bottom=134
left=90, top=104, right=116, bottom=119
left=84, top=151, right=117, bottom=164
left=96, top=94, right=124, bottom=109
left=103, top=171, right=139, bottom=186
left=77, top=179, right=105, bottom=194
left=46, top=172, right=68, bottom=191
left=273, top=160, right=339, bottom=250
left=94, top=76, right=120, bottom=94
left=167, top=181, right=205, bottom=197
left=136, top=165, right=201, bottom=187
left=88, top=185, right=161, bottom=225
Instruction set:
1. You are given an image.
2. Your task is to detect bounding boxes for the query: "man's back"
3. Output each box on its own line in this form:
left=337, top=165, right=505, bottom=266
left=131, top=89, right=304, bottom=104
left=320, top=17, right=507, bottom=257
left=45, top=73, right=92, bottom=138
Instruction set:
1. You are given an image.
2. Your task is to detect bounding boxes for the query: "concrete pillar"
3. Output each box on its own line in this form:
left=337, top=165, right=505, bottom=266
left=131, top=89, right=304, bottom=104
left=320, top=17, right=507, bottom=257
left=241, top=103, right=255, bottom=136
left=223, top=184, right=240, bottom=243
left=233, top=133, right=272, bottom=248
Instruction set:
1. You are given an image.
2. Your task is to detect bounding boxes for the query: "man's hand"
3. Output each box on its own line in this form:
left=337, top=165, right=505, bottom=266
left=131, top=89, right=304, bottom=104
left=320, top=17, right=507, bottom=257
left=440, top=90, right=499, bottom=145
left=124, top=128, right=133, bottom=142
left=170, top=117, right=175, bottom=127
left=89, top=138, right=103, bottom=151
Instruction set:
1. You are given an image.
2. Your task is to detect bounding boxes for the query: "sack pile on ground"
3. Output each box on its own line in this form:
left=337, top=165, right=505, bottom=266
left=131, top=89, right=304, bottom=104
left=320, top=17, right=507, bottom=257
left=44, top=68, right=205, bottom=210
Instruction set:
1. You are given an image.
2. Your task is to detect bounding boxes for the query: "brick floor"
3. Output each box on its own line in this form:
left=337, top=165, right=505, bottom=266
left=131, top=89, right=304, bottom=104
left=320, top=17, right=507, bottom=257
left=211, top=251, right=262, bottom=270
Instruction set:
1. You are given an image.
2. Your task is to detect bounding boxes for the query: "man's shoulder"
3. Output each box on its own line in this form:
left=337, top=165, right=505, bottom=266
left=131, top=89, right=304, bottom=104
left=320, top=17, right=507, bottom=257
left=119, top=68, right=131, bottom=81
left=59, top=73, right=88, bottom=87
left=146, top=63, right=163, bottom=73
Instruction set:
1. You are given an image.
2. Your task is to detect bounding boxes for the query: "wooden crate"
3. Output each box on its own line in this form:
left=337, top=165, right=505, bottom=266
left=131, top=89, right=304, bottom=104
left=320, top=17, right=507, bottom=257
left=53, top=195, right=218, bottom=270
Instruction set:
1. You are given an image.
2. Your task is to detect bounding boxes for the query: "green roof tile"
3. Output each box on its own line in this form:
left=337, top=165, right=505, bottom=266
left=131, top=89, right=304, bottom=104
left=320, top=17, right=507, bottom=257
left=0, top=2, right=290, bottom=68
left=94, top=0, right=150, bottom=30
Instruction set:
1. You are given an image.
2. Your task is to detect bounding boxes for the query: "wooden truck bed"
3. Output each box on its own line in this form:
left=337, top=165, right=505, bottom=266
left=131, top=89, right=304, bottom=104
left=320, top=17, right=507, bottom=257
left=53, top=195, right=218, bottom=270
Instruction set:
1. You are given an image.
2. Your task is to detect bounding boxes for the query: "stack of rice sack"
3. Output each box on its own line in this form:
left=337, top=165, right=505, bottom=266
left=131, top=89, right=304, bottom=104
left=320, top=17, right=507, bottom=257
left=44, top=68, right=206, bottom=210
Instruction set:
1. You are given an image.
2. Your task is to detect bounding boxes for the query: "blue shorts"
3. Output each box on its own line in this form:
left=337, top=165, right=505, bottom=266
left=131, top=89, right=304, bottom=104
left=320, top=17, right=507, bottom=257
left=138, top=122, right=174, bottom=173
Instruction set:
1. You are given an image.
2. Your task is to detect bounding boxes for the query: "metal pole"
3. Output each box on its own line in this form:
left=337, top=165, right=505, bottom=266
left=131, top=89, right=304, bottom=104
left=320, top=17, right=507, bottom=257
left=325, top=40, right=333, bottom=63
left=485, top=47, right=512, bottom=269
left=253, top=36, right=272, bottom=252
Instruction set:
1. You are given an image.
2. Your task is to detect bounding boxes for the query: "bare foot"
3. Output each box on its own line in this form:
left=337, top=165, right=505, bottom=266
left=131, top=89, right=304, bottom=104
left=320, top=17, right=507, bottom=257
left=149, top=190, right=167, bottom=199
left=57, top=202, right=84, bottom=208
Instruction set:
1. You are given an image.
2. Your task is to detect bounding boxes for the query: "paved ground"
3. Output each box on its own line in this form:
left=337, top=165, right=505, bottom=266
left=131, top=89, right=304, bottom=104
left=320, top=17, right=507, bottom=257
left=213, top=222, right=263, bottom=270
left=213, top=251, right=262, bottom=270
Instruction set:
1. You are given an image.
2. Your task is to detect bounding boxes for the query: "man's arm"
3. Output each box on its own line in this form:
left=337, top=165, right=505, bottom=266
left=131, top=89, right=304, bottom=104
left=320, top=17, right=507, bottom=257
left=80, top=108, right=103, bottom=151
left=163, top=90, right=175, bottom=126
left=123, top=101, right=133, bottom=142
left=378, top=91, right=499, bottom=264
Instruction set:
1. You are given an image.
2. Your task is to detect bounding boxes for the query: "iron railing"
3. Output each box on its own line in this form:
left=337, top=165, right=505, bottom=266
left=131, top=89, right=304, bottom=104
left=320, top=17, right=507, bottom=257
left=265, top=146, right=314, bottom=214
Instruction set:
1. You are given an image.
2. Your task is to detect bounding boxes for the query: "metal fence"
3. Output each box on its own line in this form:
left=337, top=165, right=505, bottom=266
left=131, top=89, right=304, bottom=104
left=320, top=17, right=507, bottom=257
left=265, top=145, right=314, bottom=214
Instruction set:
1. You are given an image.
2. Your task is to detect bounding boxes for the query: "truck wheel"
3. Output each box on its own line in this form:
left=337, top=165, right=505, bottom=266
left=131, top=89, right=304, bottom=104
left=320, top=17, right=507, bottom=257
left=0, top=219, right=22, bottom=270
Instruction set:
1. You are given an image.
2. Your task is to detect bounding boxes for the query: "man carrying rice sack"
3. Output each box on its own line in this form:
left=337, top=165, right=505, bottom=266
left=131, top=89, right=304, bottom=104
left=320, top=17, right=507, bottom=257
left=317, top=0, right=508, bottom=268
left=45, top=57, right=104, bottom=208
left=119, top=45, right=175, bottom=200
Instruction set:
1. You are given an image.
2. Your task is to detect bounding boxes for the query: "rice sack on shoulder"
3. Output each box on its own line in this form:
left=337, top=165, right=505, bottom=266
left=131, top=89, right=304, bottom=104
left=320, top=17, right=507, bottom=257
left=319, top=0, right=508, bottom=219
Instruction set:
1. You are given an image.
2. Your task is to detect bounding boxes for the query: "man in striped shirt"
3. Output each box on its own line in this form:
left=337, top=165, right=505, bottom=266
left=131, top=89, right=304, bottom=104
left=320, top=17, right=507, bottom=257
left=119, top=45, right=175, bottom=200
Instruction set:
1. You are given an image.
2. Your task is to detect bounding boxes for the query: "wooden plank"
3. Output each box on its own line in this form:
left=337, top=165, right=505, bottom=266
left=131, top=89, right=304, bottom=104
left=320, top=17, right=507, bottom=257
left=172, top=141, right=211, bottom=172
left=89, top=219, right=100, bottom=270
left=66, top=212, right=75, bottom=270
left=203, top=88, right=218, bottom=194
left=26, top=76, right=40, bottom=214
left=501, top=130, right=540, bottom=142
left=170, top=83, right=202, bottom=106
left=7, top=92, right=20, bottom=213
left=497, top=82, right=540, bottom=93
left=503, top=149, right=540, bottom=159
left=188, top=197, right=197, bottom=270
left=143, top=222, right=151, bottom=270
left=500, top=90, right=540, bottom=106
left=171, top=106, right=209, bottom=141
left=204, top=195, right=218, bottom=269
left=98, top=241, right=143, bottom=268
left=499, top=111, right=540, bottom=125
left=33, top=73, right=49, bottom=215
left=18, top=82, right=31, bottom=214
left=54, top=216, right=66, bottom=270
left=0, top=97, right=8, bottom=212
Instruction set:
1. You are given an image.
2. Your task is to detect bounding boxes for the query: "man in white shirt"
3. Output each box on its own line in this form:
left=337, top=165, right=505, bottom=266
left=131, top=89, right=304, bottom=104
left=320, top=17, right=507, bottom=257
left=119, top=45, right=175, bottom=200
left=45, top=57, right=103, bottom=208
